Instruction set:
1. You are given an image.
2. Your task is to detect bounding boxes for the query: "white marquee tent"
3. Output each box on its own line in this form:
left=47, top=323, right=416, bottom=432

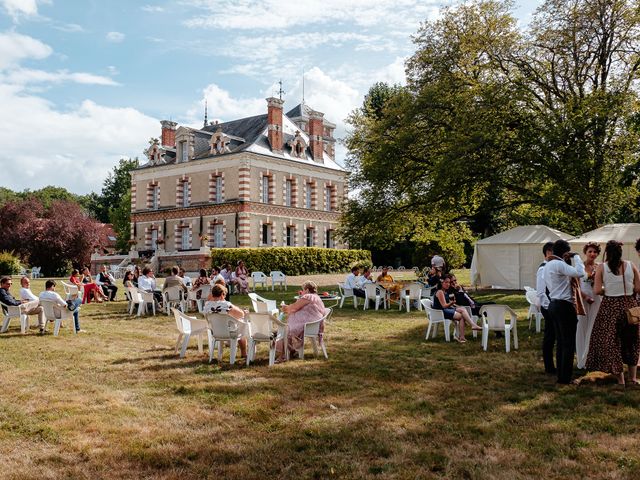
left=470, top=225, right=573, bottom=290
left=570, top=223, right=640, bottom=263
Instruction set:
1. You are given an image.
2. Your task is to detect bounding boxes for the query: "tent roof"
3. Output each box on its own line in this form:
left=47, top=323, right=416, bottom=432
left=476, top=225, right=572, bottom=245
left=570, top=223, right=640, bottom=243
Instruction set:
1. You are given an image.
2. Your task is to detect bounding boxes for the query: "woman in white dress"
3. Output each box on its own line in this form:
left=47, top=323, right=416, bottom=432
left=576, top=242, right=602, bottom=369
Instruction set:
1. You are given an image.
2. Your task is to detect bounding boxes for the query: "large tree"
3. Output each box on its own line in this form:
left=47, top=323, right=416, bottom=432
left=342, top=0, right=640, bottom=259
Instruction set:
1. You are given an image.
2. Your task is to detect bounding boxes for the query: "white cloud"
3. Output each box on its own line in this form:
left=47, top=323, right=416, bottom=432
left=183, top=0, right=444, bottom=31
left=0, top=0, right=47, bottom=21
left=106, top=31, right=125, bottom=43
left=1, top=67, right=120, bottom=86
left=185, top=83, right=265, bottom=125
left=107, top=65, right=119, bottom=76
left=141, top=4, right=164, bottom=12
left=0, top=31, right=52, bottom=69
left=53, top=23, right=85, bottom=33
left=0, top=84, right=158, bottom=194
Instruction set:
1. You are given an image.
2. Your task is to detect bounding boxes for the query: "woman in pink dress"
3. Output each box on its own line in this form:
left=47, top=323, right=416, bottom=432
left=234, top=260, right=249, bottom=294
left=280, top=281, right=328, bottom=358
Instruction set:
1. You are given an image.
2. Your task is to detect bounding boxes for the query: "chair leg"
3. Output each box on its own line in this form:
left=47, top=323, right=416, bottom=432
left=425, top=322, right=432, bottom=340
left=54, top=318, right=62, bottom=336
left=1, top=315, right=10, bottom=333
left=175, top=333, right=183, bottom=354
left=217, top=341, right=223, bottom=362
left=207, top=332, right=214, bottom=362
left=406, top=296, right=410, bottom=313
left=482, top=326, right=489, bottom=351
left=311, top=338, right=319, bottom=357
left=180, top=334, right=191, bottom=358
left=230, top=340, right=237, bottom=365
left=269, top=343, right=276, bottom=366
left=246, top=339, right=253, bottom=366
left=505, top=327, right=511, bottom=352
left=443, top=321, right=451, bottom=342
left=21, top=315, right=28, bottom=334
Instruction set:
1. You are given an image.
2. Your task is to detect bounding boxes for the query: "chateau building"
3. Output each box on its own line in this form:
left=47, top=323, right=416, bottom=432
left=129, top=97, right=347, bottom=258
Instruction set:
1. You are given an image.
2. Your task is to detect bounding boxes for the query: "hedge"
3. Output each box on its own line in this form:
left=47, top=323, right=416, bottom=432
left=209, top=247, right=371, bottom=276
left=0, top=251, right=21, bottom=276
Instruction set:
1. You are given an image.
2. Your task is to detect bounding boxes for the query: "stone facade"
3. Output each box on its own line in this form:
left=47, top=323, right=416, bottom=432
left=129, top=98, right=346, bottom=258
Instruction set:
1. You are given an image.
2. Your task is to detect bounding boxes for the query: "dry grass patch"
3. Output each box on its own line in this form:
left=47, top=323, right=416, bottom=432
left=1, top=276, right=640, bottom=478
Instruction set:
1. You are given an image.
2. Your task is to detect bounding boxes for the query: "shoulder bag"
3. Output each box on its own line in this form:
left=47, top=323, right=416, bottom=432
left=622, top=261, right=640, bottom=325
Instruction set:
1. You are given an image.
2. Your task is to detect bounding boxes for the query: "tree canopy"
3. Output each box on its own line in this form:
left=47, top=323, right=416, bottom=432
left=340, top=0, right=640, bottom=265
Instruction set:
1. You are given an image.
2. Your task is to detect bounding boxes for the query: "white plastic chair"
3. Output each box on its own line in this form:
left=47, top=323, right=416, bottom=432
left=40, top=299, right=75, bottom=336
left=398, top=266, right=406, bottom=271
left=172, top=308, right=208, bottom=358
left=363, top=283, right=387, bottom=310
left=399, top=283, right=422, bottom=312
left=421, top=298, right=452, bottom=342
left=337, top=282, right=358, bottom=308
left=479, top=304, right=519, bottom=352
left=251, top=271, right=268, bottom=290
left=206, top=313, right=248, bottom=365
left=127, top=286, right=156, bottom=316
left=163, top=286, right=186, bottom=315
left=525, top=290, right=542, bottom=333
left=0, top=300, right=28, bottom=334
left=246, top=311, right=287, bottom=366
left=248, top=292, right=277, bottom=313
left=61, top=281, right=81, bottom=301
left=270, top=271, right=287, bottom=291
left=299, top=308, right=331, bottom=359
left=187, top=284, right=211, bottom=313
left=30, top=266, right=41, bottom=279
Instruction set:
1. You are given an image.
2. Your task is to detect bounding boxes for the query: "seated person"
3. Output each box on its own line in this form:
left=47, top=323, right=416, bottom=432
left=203, top=284, right=248, bottom=357
left=96, top=265, right=118, bottom=301
left=163, top=266, right=188, bottom=294
left=432, top=274, right=481, bottom=343
left=71, top=269, right=106, bottom=304
left=81, top=267, right=107, bottom=303
left=179, top=268, right=193, bottom=288
left=133, top=266, right=141, bottom=288
left=359, top=267, right=374, bottom=287
left=0, top=276, right=45, bottom=334
left=123, top=271, right=135, bottom=288
left=192, top=269, right=211, bottom=297
left=279, top=281, right=328, bottom=359
left=376, top=267, right=401, bottom=300
left=138, top=267, right=163, bottom=307
left=39, top=279, right=83, bottom=333
left=449, top=275, right=486, bottom=316
left=345, top=266, right=365, bottom=298
left=210, top=266, right=224, bottom=285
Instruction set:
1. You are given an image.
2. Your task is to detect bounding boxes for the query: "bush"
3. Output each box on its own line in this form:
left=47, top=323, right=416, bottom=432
left=0, top=251, right=21, bottom=276
left=210, top=247, right=371, bottom=276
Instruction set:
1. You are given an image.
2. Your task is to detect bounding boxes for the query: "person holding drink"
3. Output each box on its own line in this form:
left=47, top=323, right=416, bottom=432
left=432, top=274, right=482, bottom=343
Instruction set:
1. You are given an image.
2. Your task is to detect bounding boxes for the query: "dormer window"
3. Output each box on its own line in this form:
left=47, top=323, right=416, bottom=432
left=145, top=139, right=164, bottom=165
left=210, top=127, right=231, bottom=155
left=287, top=130, right=308, bottom=159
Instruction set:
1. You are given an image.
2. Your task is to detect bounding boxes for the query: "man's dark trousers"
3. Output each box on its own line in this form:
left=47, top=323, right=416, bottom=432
left=548, top=299, right=578, bottom=384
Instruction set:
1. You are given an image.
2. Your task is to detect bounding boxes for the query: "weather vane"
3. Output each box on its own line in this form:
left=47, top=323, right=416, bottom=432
left=278, top=79, right=285, bottom=100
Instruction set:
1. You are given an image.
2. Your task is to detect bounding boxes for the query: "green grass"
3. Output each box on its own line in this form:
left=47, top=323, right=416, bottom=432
left=1, top=273, right=639, bottom=479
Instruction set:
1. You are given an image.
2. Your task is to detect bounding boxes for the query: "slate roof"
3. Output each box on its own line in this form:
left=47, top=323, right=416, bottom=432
left=138, top=105, right=343, bottom=171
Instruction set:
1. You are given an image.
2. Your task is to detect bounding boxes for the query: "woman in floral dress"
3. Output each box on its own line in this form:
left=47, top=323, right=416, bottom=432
left=586, top=241, right=640, bottom=386
left=280, top=281, right=328, bottom=358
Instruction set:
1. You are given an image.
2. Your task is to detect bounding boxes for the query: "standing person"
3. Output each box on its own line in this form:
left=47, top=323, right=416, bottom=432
left=0, top=276, right=45, bottom=334
left=431, top=254, right=446, bottom=273
left=96, top=265, right=118, bottom=301
left=586, top=240, right=640, bottom=387
left=576, top=242, right=602, bottom=369
left=544, top=239, right=585, bottom=385
left=39, top=280, right=83, bottom=333
left=537, top=242, right=559, bottom=374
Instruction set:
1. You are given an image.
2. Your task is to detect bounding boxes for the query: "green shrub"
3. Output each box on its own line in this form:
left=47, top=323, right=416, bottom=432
left=0, top=251, right=21, bottom=276
left=210, top=247, right=371, bottom=276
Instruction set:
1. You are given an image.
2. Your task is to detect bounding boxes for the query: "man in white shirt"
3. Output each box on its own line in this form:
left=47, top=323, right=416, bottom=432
left=536, top=242, right=558, bottom=374
left=138, top=267, right=163, bottom=307
left=544, top=240, right=585, bottom=385
left=39, top=280, right=83, bottom=333
left=345, top=266, right=365, bottom=298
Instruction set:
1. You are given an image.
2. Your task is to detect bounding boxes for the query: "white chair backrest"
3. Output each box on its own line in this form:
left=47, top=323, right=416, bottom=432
left=403, top=283, right=422, bottom=299
left=480, top=305, right=516, bottom=329
left=172, top=308, right=198, bottom=334
left=40, top=299, right=63, bottom=319
left=127, top=286, right=142, bottom=303
left=304, top=308, right=331, bottom=336
left=421, top=298, right=433, bottom=309
left=270, top=271, right=285, bottom=281
left=338, top=282, right=353, bottom=295
left=248, top=293, right=260, bottom=312
left=0, top=300, right=20, bottom=316
left=421, top=298, right=445, bottom=321
left=364, top=283, right=379, bottom=297
left=252, top=271, right=267, bottom=281
left=525, top=290, right=538, bottom=306
left=164, top=285, right=184, bottom=302
left=199, top=284, right=211, bottom=299
left=61, top=281, right=77, bottom=296
left=206, top=312, right=240, bottom=339
left=248, top=312, right=273, bottom=339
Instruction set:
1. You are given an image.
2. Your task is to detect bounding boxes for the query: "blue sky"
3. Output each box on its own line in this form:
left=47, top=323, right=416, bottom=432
left=0, top=0, right=540, bottom=194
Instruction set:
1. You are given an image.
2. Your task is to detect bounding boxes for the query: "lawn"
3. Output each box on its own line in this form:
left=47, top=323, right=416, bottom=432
left=1, top=273, right=639, bottom=479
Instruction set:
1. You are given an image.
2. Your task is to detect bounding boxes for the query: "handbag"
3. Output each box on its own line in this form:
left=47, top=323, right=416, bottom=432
left=621, top=262, right=640, bottom=325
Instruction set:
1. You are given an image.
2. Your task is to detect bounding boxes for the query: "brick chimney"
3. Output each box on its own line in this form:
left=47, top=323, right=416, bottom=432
left=160, top=120, right=177, bottom=148
left=308, top=110, right=324, bottom=162
left=266, top=97, right=284, bottom=153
